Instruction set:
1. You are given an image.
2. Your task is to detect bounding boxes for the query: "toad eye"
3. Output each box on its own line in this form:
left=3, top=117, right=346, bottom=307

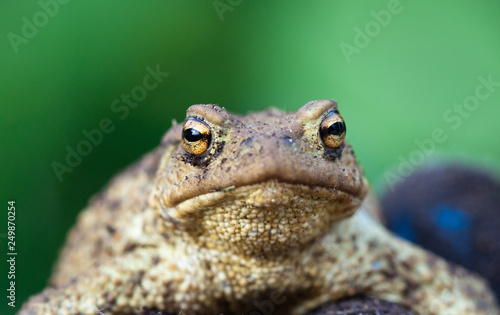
left=319, top=112, right=346, bottom=148
left=182, top=118, right=212, bottom=155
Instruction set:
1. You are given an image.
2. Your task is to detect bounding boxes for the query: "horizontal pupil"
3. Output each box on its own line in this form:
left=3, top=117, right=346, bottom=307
left=183, top=128, right=203, bottom=142
left=327, top=122, right=344, bottom=136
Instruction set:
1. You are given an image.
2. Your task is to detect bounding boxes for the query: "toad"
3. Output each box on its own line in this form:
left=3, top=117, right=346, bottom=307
left=20, top=100, right=499, bottom=314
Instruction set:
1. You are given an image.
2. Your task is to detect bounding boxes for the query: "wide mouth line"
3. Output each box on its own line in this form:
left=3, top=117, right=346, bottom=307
left=206, top=179, right=353, bottom=194
left=169, top=178, right=358, bottom=208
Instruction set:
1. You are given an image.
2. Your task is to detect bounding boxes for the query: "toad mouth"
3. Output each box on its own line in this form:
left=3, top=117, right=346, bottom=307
left=162, top=176, right=367, bottom=210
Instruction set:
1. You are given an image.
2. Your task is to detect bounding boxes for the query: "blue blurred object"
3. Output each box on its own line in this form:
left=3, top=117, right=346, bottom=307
left=382, top=164, right=500, bottom=299
left=431, top=205, right=472, bottom=257
left=390, top=210, right=417, bottom=243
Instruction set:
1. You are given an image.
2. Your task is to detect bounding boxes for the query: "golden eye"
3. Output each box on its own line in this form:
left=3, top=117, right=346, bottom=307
left=319, top=112, right=346, bottom=148
left=182, top=118, right=212, bottom=155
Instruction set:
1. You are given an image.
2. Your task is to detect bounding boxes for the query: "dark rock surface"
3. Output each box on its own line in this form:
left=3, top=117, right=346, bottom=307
left=139, top=295, right=417, bottom=315
left=306, top=296, right=417, bottom=315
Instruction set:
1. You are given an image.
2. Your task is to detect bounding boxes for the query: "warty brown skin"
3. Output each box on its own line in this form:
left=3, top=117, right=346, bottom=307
left=20, top=100, right=499, bottom=315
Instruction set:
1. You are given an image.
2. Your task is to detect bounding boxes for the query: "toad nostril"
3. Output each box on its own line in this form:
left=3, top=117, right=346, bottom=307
left=281, top=135, right=296, bottom=147
left=240, top=136, right=254, bottom=147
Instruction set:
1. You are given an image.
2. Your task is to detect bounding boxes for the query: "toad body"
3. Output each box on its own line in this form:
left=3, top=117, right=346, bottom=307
left=21, top=100, right=499, bottom=314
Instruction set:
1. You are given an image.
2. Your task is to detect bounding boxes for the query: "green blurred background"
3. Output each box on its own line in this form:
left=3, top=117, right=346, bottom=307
left=1, top=0, right=499, bottom=313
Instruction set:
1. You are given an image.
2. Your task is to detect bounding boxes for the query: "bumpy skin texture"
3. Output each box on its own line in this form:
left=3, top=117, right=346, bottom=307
left=20, top=100, right=499, bottom=315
